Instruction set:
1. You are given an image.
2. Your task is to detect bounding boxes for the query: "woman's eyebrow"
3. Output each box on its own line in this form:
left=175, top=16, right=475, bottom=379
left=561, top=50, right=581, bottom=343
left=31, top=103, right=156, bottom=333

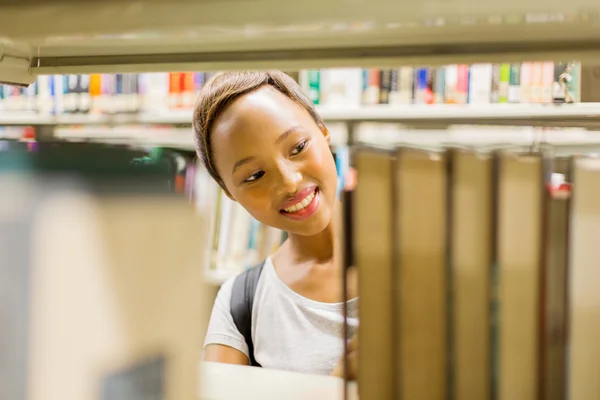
left=232, top=125, right=304, bottom=174
left=275, top=125, right=304, bottom=145
left=232, top=156, right=255, bottom=175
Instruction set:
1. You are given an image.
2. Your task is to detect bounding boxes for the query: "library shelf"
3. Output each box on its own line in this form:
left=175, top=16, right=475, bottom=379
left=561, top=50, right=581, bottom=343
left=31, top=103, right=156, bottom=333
left=2, top=1, right=600, bottom=83
left=4, top=104, right=600, bottom=150
left=317, top=103, right=600, bottom=125
left=3, top=103, right=600, bottom=127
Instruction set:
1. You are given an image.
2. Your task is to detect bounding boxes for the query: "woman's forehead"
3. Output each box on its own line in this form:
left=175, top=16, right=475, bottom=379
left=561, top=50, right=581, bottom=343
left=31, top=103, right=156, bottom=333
left=213, top=86, right=311, bottom=139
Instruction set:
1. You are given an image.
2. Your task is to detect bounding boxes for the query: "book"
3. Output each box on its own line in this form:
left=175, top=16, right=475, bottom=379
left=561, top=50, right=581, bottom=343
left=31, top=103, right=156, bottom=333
left=508, top=64, right=521, bottom=103
left=353, top=147, right=396, bottom=400
left=567, top=156, right=600, bottom=399
left=468, top=64, right=493, bottom=104
left=498, top=63, right=510, bottom=103
left=451, top=150, right=493, bottom=400
left=491, top=64, right=501, bottom=103
left=496, top=152, right=543, bottom=400
left=396, top=148, right=448, bottom=399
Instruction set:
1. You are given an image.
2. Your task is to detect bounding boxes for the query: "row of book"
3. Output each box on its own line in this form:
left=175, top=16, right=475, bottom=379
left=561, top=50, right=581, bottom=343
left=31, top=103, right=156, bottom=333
left=0, top=72, right=219, bottom=114
left=352, top=146, right=597, bottom=400
left=302, top=62, right=581, bottom=106
left=0, top=62, right=585, bottom=116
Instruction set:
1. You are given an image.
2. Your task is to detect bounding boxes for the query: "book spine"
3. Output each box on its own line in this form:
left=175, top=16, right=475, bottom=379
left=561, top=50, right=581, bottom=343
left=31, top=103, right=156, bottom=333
left=388, top=69, right=400, bottom=104
left=508, top=64, right=521, bottom=103
left=498, top=63, right=510, bottom=103
left=552, top=62, right=568, bottom=103
left=307, top=69, right=321, bottom=105
left=445, top=65, right=458, bottom=104
left=399, top=67, right=414, bottom=104
left=520, top=62, right=533, bottom=103
left=456, top=64, right=469, bottom=104
left=490, top=64, right=501, bottom=103
left=434, top=67, right=446, bottom=104
left=194, top=72, right=206, bottom=93
left=169, top=72, right=181, bottom=109
left=64, top=75, right=78, bottom=114
left=425, top=68, right=435, bottom=105
left=78, top=74, right=91, bottom=114
left=363, top=69, right=380, bottom=105
left=379, top=69, right=392, bottom=104
left=541, top=62, right=555, bottom=103
left=181, top=72, right=195, bottom=109
left=414, top=67, right=428, bottom=104
left=531, top=62, right=543, bottom=103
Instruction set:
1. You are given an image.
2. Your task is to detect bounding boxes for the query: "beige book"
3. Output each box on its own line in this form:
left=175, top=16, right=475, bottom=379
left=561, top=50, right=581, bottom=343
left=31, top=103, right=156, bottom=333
left=353, top=147, right=396, bottom=400
left=395, top=148, right=448, bottom=400
left=451, top=150, right=493, bottom=400
left=496, top=152, right=543, bottom=400
left=1, top=176, right=210, bottom=400
left=568, top=157, right=600, bottom=400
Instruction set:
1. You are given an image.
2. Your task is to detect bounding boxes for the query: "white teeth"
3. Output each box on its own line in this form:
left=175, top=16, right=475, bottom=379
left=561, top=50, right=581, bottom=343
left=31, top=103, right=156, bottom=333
left=284, top=190, right=316, bottom=213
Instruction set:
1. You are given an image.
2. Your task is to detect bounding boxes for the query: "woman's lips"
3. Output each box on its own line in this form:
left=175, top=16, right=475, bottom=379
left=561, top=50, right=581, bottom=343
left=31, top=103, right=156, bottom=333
left=280, top=187, right=320, bottom=221
left=279, top=185, right=318, bottom=210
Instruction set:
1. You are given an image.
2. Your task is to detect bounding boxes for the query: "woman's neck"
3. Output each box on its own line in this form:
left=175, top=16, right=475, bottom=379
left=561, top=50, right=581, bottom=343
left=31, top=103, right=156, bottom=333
left=283, top=199, right=342, bottom=264
left=286, top=222, right=335, bottom=263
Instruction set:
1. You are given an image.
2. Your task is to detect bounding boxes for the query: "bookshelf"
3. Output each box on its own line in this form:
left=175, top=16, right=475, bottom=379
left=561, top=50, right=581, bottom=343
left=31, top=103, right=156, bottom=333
left=4, top=103, right=600, bottom=151
left=3, top=2, right=600, bottom=399
left=2, top=0, right=600, bottom=79
left=3, top=102, right=600, bottom=126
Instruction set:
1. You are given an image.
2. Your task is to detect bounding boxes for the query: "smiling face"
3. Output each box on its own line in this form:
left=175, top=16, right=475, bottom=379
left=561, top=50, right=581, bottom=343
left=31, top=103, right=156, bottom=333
left=210, top=85, right=338, bottom=236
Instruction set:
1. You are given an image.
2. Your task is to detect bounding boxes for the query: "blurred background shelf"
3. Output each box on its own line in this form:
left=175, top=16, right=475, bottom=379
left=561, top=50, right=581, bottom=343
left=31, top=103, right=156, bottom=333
left=5, top=103, right=600, bottom=150
left=3, top=103, right=600, bottom=126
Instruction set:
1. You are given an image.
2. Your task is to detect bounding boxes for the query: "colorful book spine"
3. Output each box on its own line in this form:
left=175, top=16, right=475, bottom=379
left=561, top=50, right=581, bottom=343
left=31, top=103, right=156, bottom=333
left=541, top=62, right=555, bottom=103
left=508, top=64, right=521, bottom=103
left=520, top=62, right=533, bottom=103
left=498, top=64, right=511, bottom=103
left=414, top=68, right=428, bottom=105
left=456, top=64, right=469, bottom=104
left=307, top=70, right=321, bottom=105
left=363, top=69, right=380, bottom=105
left=445, top=65, right=458, bottom=104
left=531, top=62, right=544, bottom=103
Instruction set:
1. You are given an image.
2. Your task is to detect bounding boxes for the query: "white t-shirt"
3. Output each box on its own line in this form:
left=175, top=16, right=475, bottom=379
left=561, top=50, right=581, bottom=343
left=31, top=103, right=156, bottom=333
left=203, top=257, right=359, bottom=375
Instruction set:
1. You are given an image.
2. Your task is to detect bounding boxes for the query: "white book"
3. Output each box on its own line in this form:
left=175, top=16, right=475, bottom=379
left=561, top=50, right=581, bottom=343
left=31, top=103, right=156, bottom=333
left=319, top=68, right=362, bottom=107
left=468, top=64, right=493, bottom=104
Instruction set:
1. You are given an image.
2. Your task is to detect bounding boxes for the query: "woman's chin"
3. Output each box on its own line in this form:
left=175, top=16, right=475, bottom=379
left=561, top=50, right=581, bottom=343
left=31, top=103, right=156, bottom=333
left=282, top=209, right=332, bottom=237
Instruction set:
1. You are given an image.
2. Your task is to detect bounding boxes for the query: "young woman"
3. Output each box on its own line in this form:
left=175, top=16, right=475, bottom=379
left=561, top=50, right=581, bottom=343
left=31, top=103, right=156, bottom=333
left=193, top=70, right=358, bottom=378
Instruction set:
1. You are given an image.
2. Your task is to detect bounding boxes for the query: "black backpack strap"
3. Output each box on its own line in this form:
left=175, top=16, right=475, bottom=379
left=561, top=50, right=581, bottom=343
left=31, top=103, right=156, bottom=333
left=230, top=261, right=265, bottom=367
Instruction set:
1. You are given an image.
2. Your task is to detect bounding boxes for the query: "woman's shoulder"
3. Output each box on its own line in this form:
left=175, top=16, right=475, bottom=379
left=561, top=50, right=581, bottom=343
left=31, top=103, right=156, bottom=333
left=218, top=257, right=272, bottom=297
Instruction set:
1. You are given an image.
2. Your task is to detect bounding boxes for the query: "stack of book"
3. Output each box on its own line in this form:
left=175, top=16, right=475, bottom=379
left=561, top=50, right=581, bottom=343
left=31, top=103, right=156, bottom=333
left=352, top=146, right=599, bottom=400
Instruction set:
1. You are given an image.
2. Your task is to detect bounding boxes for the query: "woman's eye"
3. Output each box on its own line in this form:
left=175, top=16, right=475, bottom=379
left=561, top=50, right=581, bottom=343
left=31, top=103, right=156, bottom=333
left=244, top=171, right=264, bottom=183
left=291, top=140, right=307, bottom=156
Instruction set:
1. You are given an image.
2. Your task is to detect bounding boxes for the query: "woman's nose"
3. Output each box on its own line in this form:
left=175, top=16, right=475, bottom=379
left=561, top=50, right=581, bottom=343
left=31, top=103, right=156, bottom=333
left=276, top=164, right=303, bottom=195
